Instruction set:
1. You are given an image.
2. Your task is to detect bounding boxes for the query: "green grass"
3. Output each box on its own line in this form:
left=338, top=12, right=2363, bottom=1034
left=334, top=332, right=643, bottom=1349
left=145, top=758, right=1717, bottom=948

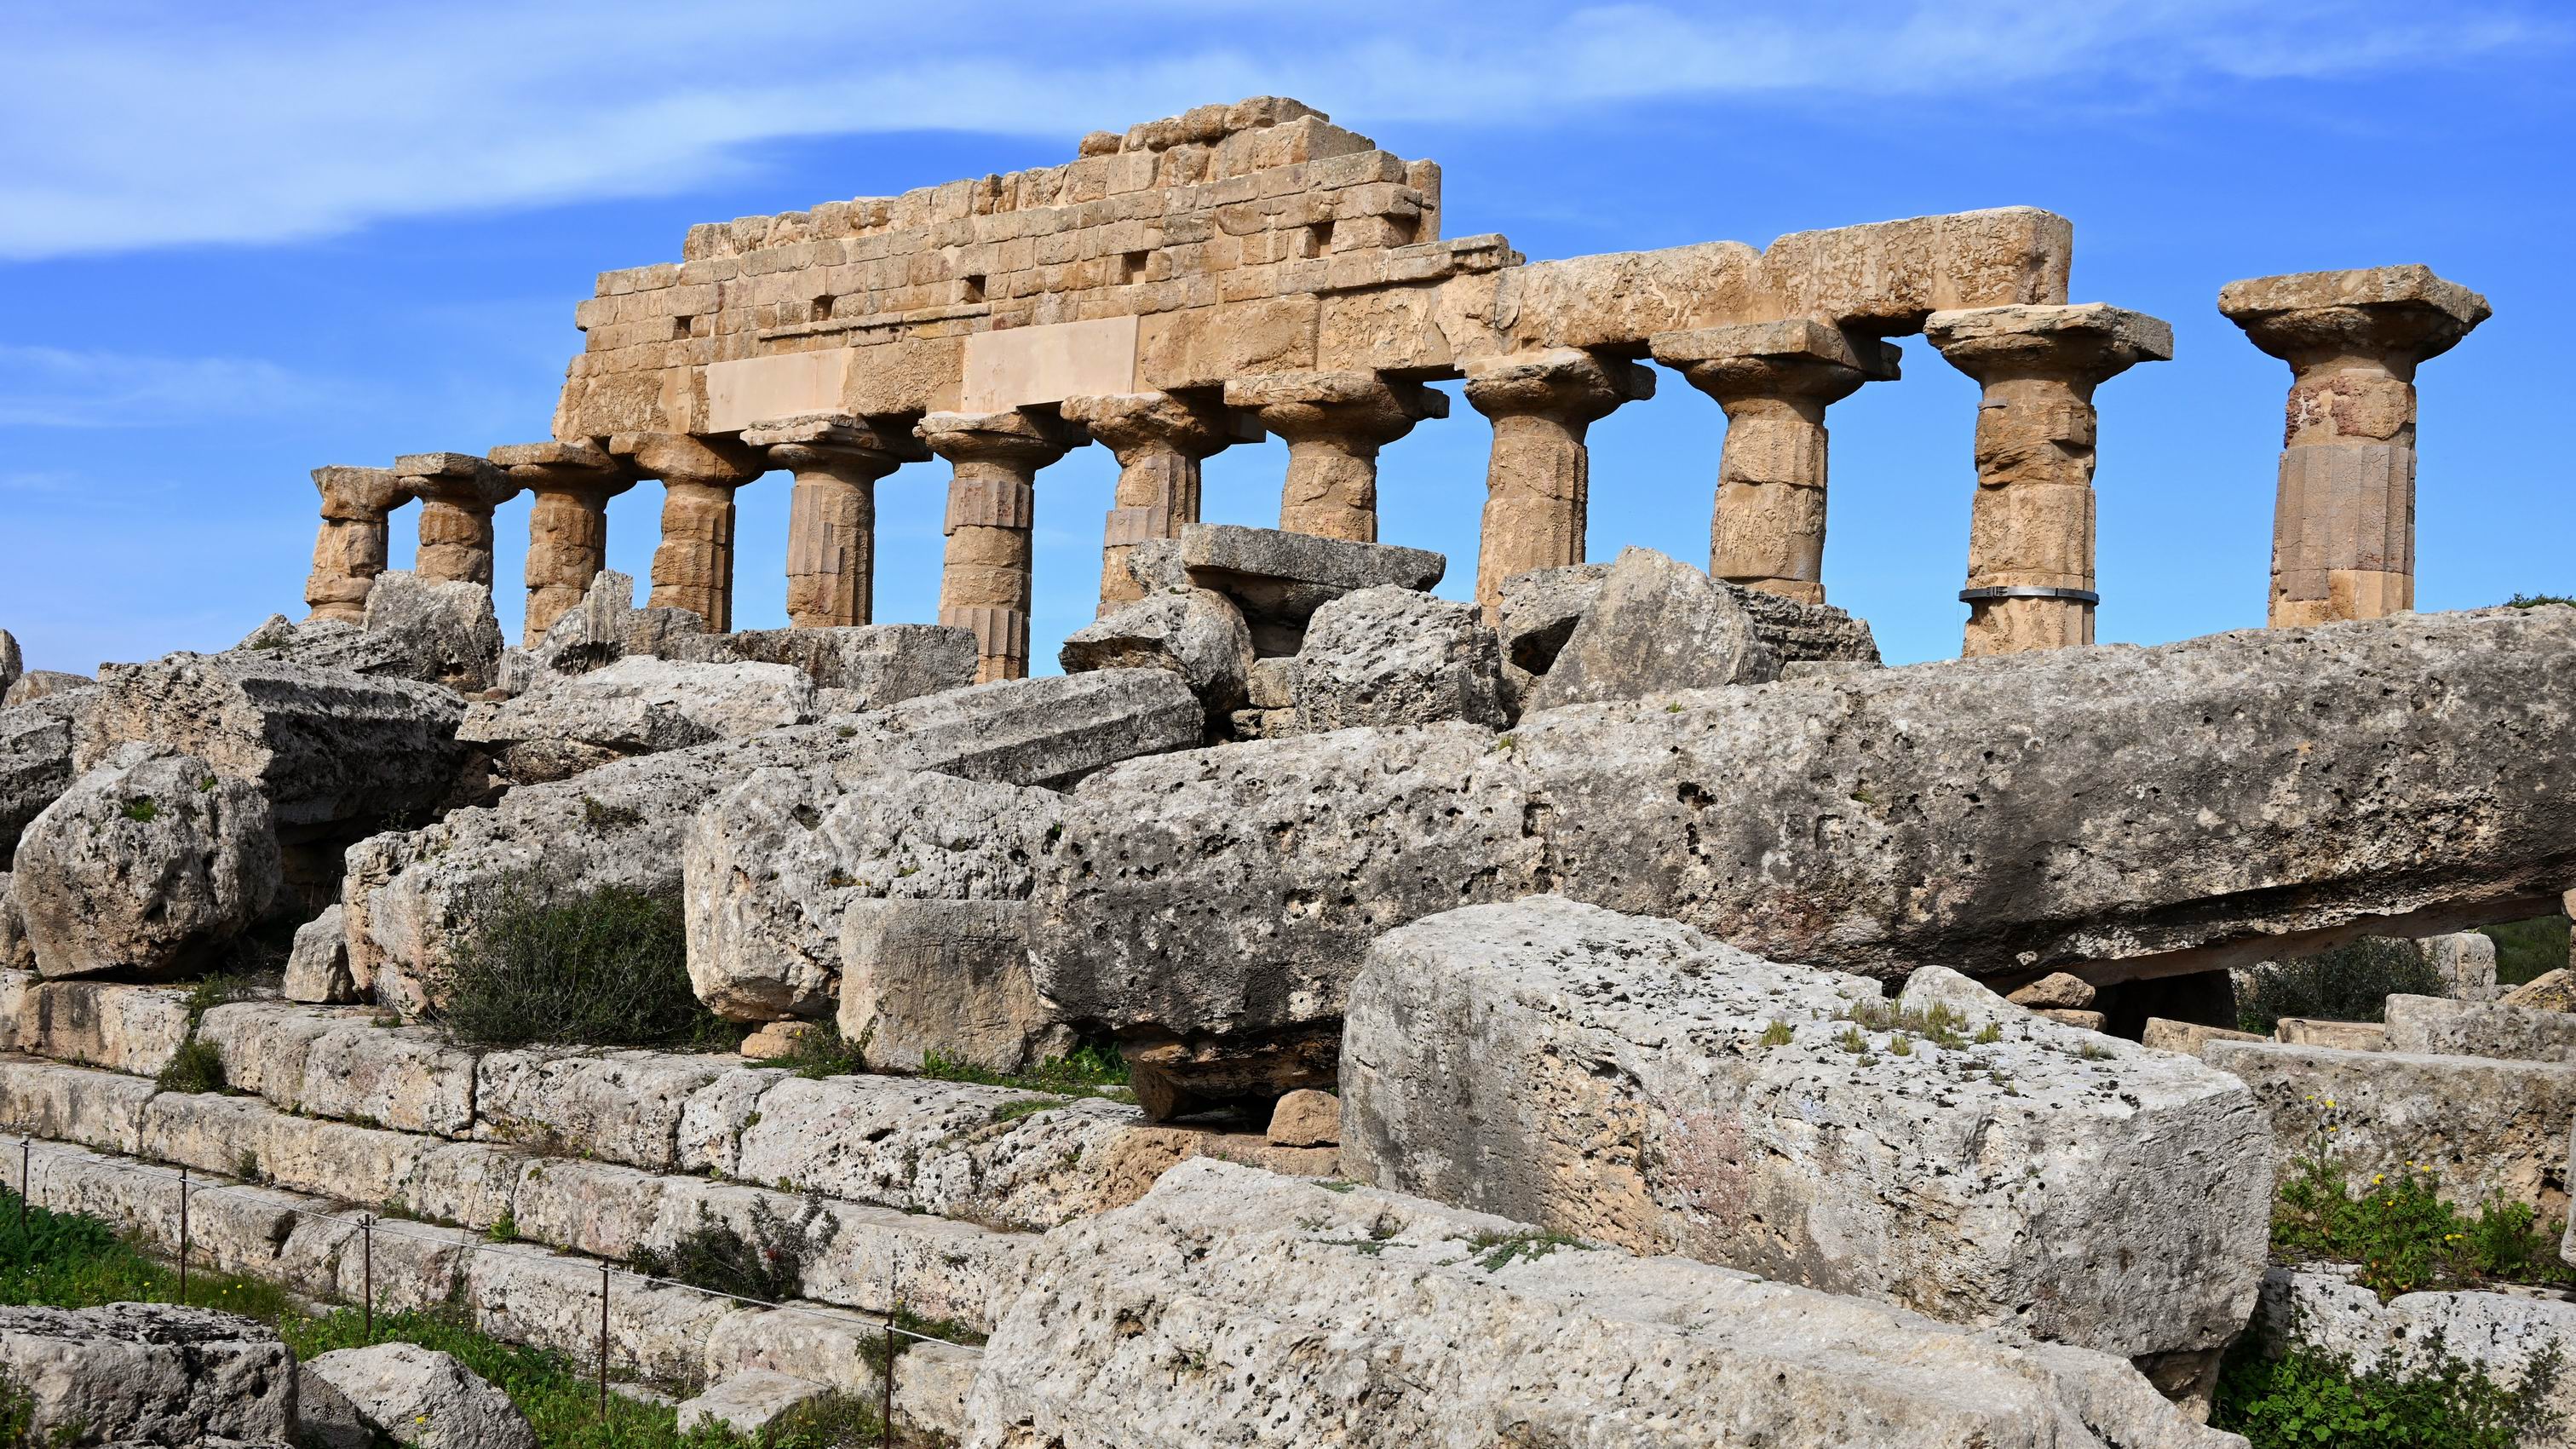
left=920, top=1043, right=1130, bottom=1101
left=421, top=870, right=742, bottom=1051
left=0, top=1187, right=945, bottom=1446
left=2479, top=915, right=2569, bottom=987
left=2213, top=1331, right=2560, bottom=1449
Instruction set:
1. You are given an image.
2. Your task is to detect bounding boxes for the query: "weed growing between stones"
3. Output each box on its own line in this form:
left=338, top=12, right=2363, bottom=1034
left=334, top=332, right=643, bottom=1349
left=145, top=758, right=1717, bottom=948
left=628, top=1197, right=830, bottom=1305
left=773, top=1023, right=865, bottom=1080
left=1463, top=1228, right=1584, bottom=1273
left=152, top=1036, right=226, bottom=1095
left=2274, top=1117, right=2575, bottom=1298
left=2237, top=938, right=2446, bottom=1033
left=2212, top=1323, right=2561, bottom=1449
left=920, top=1042, right=1130, bottom=1102
left=424, top=870, right=739, bottom=1050
left=1837, top=1000, right=1974, bottom=1052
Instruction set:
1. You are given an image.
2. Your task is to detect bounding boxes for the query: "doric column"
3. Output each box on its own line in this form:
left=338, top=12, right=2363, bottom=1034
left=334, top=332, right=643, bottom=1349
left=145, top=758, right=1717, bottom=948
left=610, top=432, right=768, bottom=634
left=917, top=410, right=1084, bottom=682
left=1222, top=371, right=1448, bottom=543
left=304, top=466, right=412, bottom=623
left=742, top=413, right=928, bottom=629
left=1926, top=304, right=2173, bottom=656
left=1462, top=348, right=1656, bottom=618
left=1061, top=391, right=1256, bottom=614
left=2219, top=267, right=2490, bottom=627
left=393, top=453, right=520, bottom=589
left=1651, top=321, right=1897, bottom=604
left=489, top=440, right=633, bottom=645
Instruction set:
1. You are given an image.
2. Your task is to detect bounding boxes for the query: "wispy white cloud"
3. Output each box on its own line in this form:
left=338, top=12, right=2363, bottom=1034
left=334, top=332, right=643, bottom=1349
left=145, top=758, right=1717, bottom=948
left=0, top=344, right=348, bottom=427
left=0, top=1, right=2557, bottom=261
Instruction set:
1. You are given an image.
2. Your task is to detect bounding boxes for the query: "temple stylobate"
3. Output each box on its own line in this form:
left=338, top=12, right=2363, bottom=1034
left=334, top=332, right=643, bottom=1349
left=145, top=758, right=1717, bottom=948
left=302, top=96, right=2479, bottom=668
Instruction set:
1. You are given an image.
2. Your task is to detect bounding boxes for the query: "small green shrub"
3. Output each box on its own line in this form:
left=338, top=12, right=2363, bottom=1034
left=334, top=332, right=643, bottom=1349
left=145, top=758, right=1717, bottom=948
left=2506, top=593, right=2575, bottom=608
left=2274, top=1148, right=2575, bottom=1298
left=1757, top=1021, right=1793, bottom=1049
left=485, top=1212, right=518, bottom=1245
left=2238, top=938, right=2445, bottom=1034
left=423, top=871, right=736, bottom=1050
left=2213, top=1328, right=2561, bottom=1449
left=774, top=1023, right=865, bottom=1081
left=153, top=1038, right=225, bottom=1095
left=629, top=1197, right=825, bottom=1306
left=922, top=1042, right=1130, bottom=1100
left=2479, top=915, right=2569, bottom=987
left=118, top=797, right=157, bottom=824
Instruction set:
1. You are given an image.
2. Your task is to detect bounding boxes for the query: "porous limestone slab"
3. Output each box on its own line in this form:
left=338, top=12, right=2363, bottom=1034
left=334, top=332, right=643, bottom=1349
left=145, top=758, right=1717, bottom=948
left=1291, top=586, right=1505, bottom=733
left=474, top=1049, right=736, bottom=1172
left=2383, top=992, right=2576, bottom=1062
left=2251, top=1266, right=2574, bottom=1440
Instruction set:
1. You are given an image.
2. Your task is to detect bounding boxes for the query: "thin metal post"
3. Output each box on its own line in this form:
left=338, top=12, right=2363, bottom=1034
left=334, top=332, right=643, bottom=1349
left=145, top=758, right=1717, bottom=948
left=360, top=1214, right=375, bottom=1340
left=17, top=1137, right=27, bottom=1238
left=882, top=1265, right=900, bottom=1449
left=597, top=1262, right=611, bottom=1416
left=176, top=1167, right=190, bottom=1305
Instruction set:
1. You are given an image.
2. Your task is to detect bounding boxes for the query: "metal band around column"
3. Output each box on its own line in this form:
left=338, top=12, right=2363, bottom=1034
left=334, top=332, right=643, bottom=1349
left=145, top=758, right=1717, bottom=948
left=1958, top=585, right=2101, bottom=605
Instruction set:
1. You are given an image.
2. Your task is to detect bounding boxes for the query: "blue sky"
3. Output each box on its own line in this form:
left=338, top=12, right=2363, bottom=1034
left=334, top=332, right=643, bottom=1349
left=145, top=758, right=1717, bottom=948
left=3, top=1, right=2568, bottom=675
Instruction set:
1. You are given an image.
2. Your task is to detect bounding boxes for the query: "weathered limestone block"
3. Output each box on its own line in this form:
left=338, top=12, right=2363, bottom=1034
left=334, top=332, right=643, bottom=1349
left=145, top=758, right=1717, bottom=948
left=894, top=1343, right=979, bottom=1446
left=1343, top=898, right=2268, bottom=1364
left=1521, top=546, right=1780, bottom=712
left=74, top=656, right=467, bottom=836
left=684, top=767, right=1062, bottom=1021
left=15, top=980, right=193, bottom=1076
left=1058, top=589, right=1254, bottom=725
left=0, top=1058, right=157, bottom=1152
left=2252, top=1267, right=2575, bottom=1441
left=2383, top=992, right=2576, bottom=1061
left=839, top=898, right=1073, bottom=1072
left=2275, top=1018, right=2387, bottom=1050
left=285, top=904, right=357, bottom=1003
left=660, top=624, right=975, bottom=706
left=859, top=668, right=1203, bottom=791
left=1031, top=723, right=1538, bottom=1113
left=198, top=1002, right=478, bottom=1136
left=2420, top=930, right=2499, bottom=1002
left=0, top=1303, right=296, bottom=1446
left=1492, top=563, right=1609, bottom=678
left=0, top=888, right=26, bottom=970
left=302, top=1343, right=538, bottom=1449
left=1267, top=1088, right=1340, bottom=1147
left=1, top=672, right=88, bottom=709
left=459, top=655, right=819, bottom=785
left=2142, top=1018, right=2264, bottom=1055
left=467, top=1242, right=739, bottom=1385
left=1291, top=585, right=1505, bottom=732
left=0, top=687, right=93, bottom=866
left=12, top=745, right=279, bottom=979
left=677, top=1371, right=831, bottom=1438
left=359, top=570, right=506, bottom=692
left=0, top=629, right=18, bottom=702
left=2202, top=1038, right=2576, bottom=1220
left=1517, top=606, right=2576, bottom=981
left=474, top=1049, right=735, bottom=1171
left=1131, top=522, right=1446, bottom=656
left=2504, top=969, right=2576, bottom=1012
left=520, top=570, right=707, bottom=684
left=961, top=1159, right=2234, bottom=1449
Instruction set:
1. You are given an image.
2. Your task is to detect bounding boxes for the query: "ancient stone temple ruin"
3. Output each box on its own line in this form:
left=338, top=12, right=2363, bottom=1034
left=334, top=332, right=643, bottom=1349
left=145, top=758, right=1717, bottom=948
left=8, top=97, right=2567, bottom=1449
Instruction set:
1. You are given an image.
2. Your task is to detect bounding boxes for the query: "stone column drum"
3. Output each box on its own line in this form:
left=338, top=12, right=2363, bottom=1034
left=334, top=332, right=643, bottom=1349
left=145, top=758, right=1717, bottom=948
left=304, top=466, right=412, bottom=623
left=489, top=440, right=633, bottom=645
left=393, top=453, right=520, bottom=589
left=917, top=410, right=1083, bottom=682
left=1462, top=348, right=1655, bottom=619
left=742, top=413, right=928, bottom=629
left=1224, top=371, right=1447, bottom=543
left=1925, top=303, right=2173, bottom=656
left=2219, top=266, right=2490, bottom=627
left=1061, top=391, right=1256, bottom=614
left=612, top=432, right=768, bottom=634
left=1651, top=321, right=1897, bottom=604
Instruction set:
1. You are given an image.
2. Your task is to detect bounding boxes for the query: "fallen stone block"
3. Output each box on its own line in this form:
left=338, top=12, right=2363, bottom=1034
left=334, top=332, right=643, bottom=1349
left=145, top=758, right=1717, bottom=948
left=2142, top=1018, right=2263, bottom=1055
left=1131, top=523, right=1446, bottom=655
left=683, top=767, right=1061, bottom=1022
left=516, top=570, right=707, bottom=687
left=10, top=745, right=279, bottom=979
left=302, top=1342, right=537, bottom=1449
left=247, top=572, right=506, bottom=693
left=1, top=672, right=88, bottom=710
left=284, top=904, right=358, bottom=1003
left=1267, top=1088, right=1339, bottom=1147
left=0, top=687, right=92, bottom=867
left=459, top=654, right=819, bottom=785
left=1343, top=897, right=2268, bottom=1365
left=73, top=655, right=469, bottom=836
left=2201, top=1038, right=2576, bottom=1220
left=862, top=667, right=1203, bottom=791
left=474, top=1048, right=735, bottom=1172
left=2504, top=969, right=2576, bottom=1011
left=0, top=1303, right=296, bottom=1446
left=677, top=1370, right=831, bottom=1437
left=2383, top=992, right=2576, bottom=1062
left=2276, top=1018, right=2388, bottom=1050
left=2252, top=1266, right=2575, bottom=1440
left=1523, top=546, right=1780, bottom=711
left=961, top=1159, right=2238, bottom=1449
left=661, top=623, right=975, bottom=707
left=1059, top=589, right=1253, bottom=727
left=837, top=898, right=1071, bottom=1072
left=1291, top=586, right=1505, bottom=732
left=1031, top=722, right=1538, bottom=1113
left=2422, top=930, right=2500, bottom=1002
left=893, top=1341, right=978, bottom=1445
left=700, top=1302, right=888, bottom=1396
left=1493, top=563, right=1609, bottom=677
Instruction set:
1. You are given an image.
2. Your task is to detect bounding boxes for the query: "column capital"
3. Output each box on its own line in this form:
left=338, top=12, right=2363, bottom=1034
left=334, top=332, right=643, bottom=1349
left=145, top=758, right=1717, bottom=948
left=1463, top=348, right=1656, bottom=423
left=2218, top=266, right=2489, bottom=371
left=744, top=411, right=930, bottom=475
left=311, top=465, right=411, bottom=519
left=916, top=409, right=1084, bottom=467
left=1223, top=371, right=1448, bottom=446
left=609, top=431, right=768, bottom=486
left=1924, top=303, right=2173, bottom=386
left=394, top=451, right=520, bottom=509
left=1061, top=390, right=1256, bottom=459
left=488, top=440, right=636, bottom=500
left=1651, top=319, right=1898, bottom=405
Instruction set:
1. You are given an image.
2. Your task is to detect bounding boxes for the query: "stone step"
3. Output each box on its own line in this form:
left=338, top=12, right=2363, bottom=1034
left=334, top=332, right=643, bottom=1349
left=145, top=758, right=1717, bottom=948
left=12, top=1135, right=972, bottom=1437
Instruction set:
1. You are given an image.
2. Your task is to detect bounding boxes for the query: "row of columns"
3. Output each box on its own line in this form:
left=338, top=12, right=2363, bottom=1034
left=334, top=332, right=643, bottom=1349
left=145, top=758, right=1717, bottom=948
left=307, top=265, right=2484, bottom=674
